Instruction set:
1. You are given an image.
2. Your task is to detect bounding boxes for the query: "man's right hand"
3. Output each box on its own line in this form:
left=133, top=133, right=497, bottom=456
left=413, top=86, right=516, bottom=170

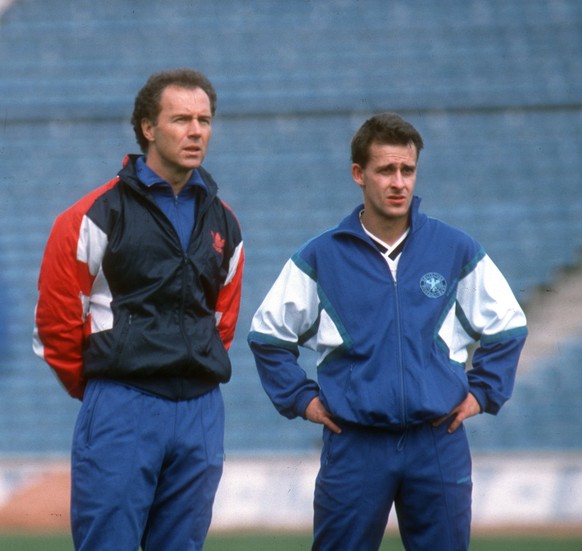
left=305, top=396, right=342, bottom=434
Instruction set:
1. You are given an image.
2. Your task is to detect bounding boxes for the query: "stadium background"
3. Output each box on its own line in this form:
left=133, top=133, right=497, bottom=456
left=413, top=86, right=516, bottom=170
left=0, top=0, right=581, bottom=538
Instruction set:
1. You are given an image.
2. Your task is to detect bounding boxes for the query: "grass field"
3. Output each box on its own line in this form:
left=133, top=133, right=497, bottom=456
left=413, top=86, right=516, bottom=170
left=1, top=532, right=582, bottom=550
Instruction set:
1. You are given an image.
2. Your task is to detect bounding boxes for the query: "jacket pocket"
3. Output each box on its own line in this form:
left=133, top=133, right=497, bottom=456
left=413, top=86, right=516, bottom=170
left=112, top=312, right=133, bottom=368
left=82, top=311, right=134, bottom=378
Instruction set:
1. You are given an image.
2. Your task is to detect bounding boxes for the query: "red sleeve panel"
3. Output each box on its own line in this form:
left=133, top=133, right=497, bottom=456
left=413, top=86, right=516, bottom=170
left=216, top=241, right=244, bottom=351
left=33, top=179, right=118, bottom=400
left=215, top=199, right=244, bottom=351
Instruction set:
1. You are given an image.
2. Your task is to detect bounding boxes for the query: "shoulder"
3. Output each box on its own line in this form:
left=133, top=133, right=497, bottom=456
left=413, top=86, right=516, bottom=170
left=198, top=166, right=241, bottom=227
left=412, top=198, right=480, bottom=251
left=53, top=177, right=120, bottom=233
left=213, top=196, right=242, bottom=238
left=217, top=197, right=240, bottom=223
left=413, top=216, right=486, bottom=276
left=423, top=216, right=481, bottom=249
left=295, top=224, right=338, bottom=257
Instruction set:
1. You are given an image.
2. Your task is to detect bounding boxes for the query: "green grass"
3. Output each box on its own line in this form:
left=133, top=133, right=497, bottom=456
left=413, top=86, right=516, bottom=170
left=1, top=532, right=581, bottom=550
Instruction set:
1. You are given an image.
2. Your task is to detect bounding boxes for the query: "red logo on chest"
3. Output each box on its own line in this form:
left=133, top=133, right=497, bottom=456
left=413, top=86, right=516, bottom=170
left=211, top=231, right=225, bottom=255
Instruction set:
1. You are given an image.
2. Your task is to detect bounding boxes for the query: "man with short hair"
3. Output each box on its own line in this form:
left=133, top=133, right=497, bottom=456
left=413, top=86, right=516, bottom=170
left=34, top=68, right=244, bottom=550
left=248, top=112, right=526, bottom=550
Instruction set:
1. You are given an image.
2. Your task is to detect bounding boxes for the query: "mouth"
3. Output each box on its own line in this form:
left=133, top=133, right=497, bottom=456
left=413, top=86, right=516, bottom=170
left=183, top=146, right=203, bottom=160
left=387, top=195, right=406, bottom=204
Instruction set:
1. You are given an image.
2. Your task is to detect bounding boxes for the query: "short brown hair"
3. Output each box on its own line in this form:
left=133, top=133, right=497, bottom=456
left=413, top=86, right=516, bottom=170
left=131, top=68, right=217, bottom=153
left=351, top=112, right=424, bottom=167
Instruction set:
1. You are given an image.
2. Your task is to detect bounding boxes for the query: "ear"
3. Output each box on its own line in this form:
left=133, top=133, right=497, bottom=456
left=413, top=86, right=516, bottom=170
left=352, top=163, right=364, bottom=187
left=141, top=118, right=155, bottom=143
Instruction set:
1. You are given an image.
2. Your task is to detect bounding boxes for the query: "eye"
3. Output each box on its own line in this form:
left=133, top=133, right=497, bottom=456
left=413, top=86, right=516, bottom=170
left=379, top=166, right=396, bottom=175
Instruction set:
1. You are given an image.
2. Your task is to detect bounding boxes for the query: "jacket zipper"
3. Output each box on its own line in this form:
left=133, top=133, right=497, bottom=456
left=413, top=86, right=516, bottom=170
left=365, top=234, right=409, bottom=429
left=393, top=277, right=407, bottom=429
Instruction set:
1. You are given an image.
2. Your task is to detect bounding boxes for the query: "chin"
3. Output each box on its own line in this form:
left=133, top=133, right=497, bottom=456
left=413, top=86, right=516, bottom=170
left=385, top=207, right=408, bottom=218
left=182, top=160, right=203, bottom=170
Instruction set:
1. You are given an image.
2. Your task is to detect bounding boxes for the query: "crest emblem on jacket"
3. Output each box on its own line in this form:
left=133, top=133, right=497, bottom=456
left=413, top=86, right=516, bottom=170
left=211, top=231, right=225, bottom=255
left=420, top=272, right=447, bottom=298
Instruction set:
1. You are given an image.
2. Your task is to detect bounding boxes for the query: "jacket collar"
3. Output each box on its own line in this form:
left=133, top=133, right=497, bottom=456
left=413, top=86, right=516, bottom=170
left=118, top=154, right=218, bottom=201
left=335, top=195, right=426, bottom=240
left=134, top=155, right=207, bottom=193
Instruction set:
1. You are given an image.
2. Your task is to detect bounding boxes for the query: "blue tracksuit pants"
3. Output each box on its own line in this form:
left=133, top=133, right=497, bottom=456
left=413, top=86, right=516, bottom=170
left=71, top=380, right=224, bottom=551
left=313, top=421, right=472, bottom=551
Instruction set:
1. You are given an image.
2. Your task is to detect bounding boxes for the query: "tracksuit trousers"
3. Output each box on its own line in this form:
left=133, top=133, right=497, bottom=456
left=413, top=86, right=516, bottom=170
left=313, top=421, right=472, bottom=551
left=71, top=380, right=224, bottom=551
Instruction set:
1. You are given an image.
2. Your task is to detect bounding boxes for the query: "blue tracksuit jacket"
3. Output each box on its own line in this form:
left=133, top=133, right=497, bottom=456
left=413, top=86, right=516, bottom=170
left=248, top=197, right=527, bottom=429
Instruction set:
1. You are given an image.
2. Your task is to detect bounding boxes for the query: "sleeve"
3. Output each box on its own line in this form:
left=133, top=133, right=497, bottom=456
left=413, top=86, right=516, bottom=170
left=456, top=250, right=528, bottom=414
left=33, top=209, right=95, bottom=400
left=215, top=240, right=244, bottom=350
left=33, top=181, right=115, bottom=400
left=247, top=258, right=321, bottom=419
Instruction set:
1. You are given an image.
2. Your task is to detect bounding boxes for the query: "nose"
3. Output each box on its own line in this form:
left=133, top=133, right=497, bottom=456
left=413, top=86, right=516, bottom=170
left=188, top=120, right=202, bottom=135
left=391, top=170, right=405, bottom=188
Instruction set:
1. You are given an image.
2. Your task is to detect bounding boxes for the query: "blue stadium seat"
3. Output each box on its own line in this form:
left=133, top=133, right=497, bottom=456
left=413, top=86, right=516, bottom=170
left=0, top=0, right=581, bottom=454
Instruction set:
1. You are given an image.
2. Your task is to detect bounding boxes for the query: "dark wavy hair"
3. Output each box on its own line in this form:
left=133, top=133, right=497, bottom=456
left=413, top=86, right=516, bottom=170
left=351, top=112, right=424, bottom=167
left=131, top=68, right=217, bottom=153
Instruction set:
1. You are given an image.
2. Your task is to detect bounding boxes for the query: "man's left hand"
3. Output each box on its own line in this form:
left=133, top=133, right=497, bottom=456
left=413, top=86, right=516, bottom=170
left=432, top=393, right=482, bottom=433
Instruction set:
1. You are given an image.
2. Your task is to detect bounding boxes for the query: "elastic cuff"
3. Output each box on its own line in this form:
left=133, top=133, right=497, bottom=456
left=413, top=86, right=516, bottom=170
left=296, top=389, right=320, bottom=419
left=469, top=390, right=486, bottom=414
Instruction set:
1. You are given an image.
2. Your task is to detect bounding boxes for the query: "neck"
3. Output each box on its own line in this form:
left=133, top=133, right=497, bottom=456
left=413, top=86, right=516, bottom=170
left=162, top=170, right=193, bottom=196
left=167, top=178, right=190, bottom=196
left=360, top=211, right=409, bottom=246
left=145, top=158, right=193, bottom=196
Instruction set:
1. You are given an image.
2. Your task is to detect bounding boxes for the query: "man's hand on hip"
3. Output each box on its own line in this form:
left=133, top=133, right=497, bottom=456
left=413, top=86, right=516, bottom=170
left=433, top=392, right=482, bottom=433
left=305, top=396, right=342, bottom=434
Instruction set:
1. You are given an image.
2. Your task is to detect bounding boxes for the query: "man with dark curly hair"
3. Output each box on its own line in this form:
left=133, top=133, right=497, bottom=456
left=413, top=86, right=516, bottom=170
left=34, top=69, right=244, bottom=550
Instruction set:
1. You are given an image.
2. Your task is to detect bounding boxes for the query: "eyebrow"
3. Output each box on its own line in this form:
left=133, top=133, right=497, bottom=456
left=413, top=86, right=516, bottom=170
left=377, top=161, right=416, bottom=170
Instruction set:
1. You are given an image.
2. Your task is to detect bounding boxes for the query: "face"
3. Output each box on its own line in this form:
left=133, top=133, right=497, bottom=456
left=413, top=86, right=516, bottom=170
left=352, top=141, right=418, bottom=234
left=141, top=85, right=212, bottom=185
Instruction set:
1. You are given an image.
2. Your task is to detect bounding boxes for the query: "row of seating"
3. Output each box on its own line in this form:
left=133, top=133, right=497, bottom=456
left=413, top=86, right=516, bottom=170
left=0, top=0, right=580, bottom=454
